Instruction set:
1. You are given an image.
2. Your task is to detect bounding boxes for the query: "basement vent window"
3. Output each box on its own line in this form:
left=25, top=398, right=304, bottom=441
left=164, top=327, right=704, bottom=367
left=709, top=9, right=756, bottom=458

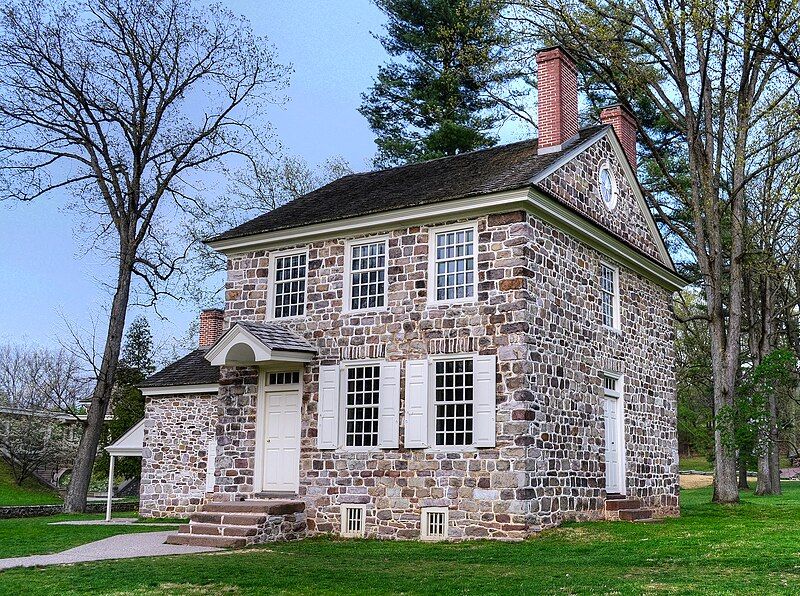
left=340, top=505, right=366, bottom=538
left=421, top=507, right=449, bottom=541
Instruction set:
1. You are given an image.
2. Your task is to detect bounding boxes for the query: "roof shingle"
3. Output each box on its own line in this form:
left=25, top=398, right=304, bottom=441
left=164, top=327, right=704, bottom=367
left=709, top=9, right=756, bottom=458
left=139, top=349, right=220, bottom=388
left=211, top=127, right=607, bottom=242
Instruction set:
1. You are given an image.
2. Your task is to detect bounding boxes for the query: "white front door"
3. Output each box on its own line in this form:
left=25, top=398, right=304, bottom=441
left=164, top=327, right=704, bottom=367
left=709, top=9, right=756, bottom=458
left=604, top=395, right=624, bottom=494
left=260, top=390, right=301, bottom=493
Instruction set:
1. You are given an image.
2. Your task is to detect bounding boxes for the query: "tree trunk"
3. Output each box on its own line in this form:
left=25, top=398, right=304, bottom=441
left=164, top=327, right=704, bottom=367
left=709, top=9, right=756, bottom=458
left=738, top=460, right=750, bottom=489
left=63, top=251, right=134, bottom=513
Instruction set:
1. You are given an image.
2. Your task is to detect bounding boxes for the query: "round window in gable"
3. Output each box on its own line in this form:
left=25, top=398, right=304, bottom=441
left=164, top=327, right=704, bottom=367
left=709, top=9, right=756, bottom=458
left=598, top=162, right=618, bottom=211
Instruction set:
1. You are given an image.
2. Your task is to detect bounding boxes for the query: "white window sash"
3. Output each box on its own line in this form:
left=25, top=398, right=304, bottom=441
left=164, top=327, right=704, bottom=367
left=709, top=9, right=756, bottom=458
left=344, top=237, right=389, bottom=313
left=427, top=222, right=478, bottom=306
left=268, top=248, right=309, bottom=320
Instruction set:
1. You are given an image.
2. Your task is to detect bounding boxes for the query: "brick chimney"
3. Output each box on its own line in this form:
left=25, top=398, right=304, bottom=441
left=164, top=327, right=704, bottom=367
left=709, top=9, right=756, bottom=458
left=199, top=308, right=224, bottom=348
left=601, top=104, right=637, bottom=168
left=536, top=46, right=579, bottom=153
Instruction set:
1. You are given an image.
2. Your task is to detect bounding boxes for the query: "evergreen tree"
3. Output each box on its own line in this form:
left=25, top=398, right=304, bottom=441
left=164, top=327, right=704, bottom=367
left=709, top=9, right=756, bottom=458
left=360, top=0, right=521, bottom=167
left=101, top=317, right=155, bottom=479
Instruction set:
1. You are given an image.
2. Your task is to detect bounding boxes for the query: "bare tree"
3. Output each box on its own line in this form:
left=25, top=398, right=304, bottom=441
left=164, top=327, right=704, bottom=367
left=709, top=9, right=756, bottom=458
left=506, top=0, right=800, bottom=503
left=0, top=0, right=289, bottom=511
left=0, top=345, right=89, bottom=485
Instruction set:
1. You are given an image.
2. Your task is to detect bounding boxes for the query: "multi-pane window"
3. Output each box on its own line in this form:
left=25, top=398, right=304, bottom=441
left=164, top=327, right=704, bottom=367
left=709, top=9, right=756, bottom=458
left=349, top=241, right=386, bottom=310
left=433, top=228, right=475, bottom=302
left=345, top=365, right=381, bottom=447
left=600, top=264, right=618, bottom=328
left=273, top=253, right=306, bottom=318
left=268, top=371, right=300, bottom=385
left=433, top=358, right=474, bottom=446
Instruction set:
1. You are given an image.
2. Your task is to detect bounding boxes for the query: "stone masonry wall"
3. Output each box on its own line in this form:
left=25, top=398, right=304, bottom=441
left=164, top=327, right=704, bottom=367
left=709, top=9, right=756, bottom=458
left=220, top=202, right=678, bottom=537
left=140, top=393, right=219, bottom=518
left=537, top=136, right=666, bottom=264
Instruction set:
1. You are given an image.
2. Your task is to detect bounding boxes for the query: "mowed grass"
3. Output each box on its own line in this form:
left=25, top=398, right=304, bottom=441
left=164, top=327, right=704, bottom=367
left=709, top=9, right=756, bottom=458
left=0, top=461, right=61, bottom=506
left=1, top=486, right=800, bottom=594
left=678, top=455, right=714, bottom=472
left=0, top=513, right=168, bottom=558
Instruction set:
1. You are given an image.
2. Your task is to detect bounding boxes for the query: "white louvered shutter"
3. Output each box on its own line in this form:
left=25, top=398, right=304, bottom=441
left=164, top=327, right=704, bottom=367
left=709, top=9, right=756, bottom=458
left=473, top=355, right=498, bottom=447
left=404, top=359, right=429, bottom=448
left=378, top=361, right=401, bottom=448
left=205, top=438, right=217, bottom=493
left=317, top=364, right=340, bottom=449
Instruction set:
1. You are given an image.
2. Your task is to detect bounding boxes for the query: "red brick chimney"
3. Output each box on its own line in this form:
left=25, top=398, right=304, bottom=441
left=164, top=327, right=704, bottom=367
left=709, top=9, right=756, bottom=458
left=536, top=46, right=579, bottom=153
left=199, top=308, right=224, bottom=348
left=601, top=104, right=637, bottom=168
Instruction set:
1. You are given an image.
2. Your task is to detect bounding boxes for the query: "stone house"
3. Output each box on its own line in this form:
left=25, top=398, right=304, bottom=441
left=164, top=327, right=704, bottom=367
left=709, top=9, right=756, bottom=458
left=140, top=47, right=684, bottom=547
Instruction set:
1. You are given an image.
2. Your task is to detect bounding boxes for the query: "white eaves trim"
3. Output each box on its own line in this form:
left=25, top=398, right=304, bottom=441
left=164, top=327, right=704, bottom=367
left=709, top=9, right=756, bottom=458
left=206, top=188, right=532, bottom=254
left=530, top=126, right=673, bottom=268
left=140, top=383, right=220, bottom=396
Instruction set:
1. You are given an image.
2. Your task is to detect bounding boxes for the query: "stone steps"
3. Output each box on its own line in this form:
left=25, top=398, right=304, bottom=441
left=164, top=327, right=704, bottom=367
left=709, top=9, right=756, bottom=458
left=166, top=498, right=307, bottom=549
left=604, top=495, right=655, bottom=522
left=166, top=533, right=247, bottom=548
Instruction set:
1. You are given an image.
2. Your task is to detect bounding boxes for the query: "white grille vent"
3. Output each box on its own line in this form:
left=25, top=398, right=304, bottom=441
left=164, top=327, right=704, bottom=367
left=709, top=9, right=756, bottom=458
left=340, top=505, right=366, bottom=538
left=421, top=507, right=449, bottom=541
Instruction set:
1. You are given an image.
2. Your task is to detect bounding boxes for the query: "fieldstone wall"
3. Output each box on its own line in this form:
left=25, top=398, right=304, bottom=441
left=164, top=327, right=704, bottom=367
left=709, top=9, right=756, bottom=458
left=537, top=136, right=666, bottom=265
left=220, top=199, right=678, bottom=538
left=140, top=393, right=219, bottom=518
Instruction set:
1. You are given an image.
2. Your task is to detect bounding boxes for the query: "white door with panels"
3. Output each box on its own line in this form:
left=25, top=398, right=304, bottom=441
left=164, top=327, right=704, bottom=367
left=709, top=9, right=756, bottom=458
left=603, top=375, right=625, bottom=494
left=260, top=390, right=302, bottom=493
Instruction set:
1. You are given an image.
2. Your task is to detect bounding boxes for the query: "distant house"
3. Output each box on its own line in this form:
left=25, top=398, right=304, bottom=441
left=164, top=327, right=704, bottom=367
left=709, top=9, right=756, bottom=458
left=140, top=47, right=684, bottom=547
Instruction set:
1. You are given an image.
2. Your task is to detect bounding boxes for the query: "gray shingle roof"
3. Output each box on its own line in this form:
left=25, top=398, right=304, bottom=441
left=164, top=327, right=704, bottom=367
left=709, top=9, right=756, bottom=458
left=139, top=349, right=220, bottom=388
left=235, top=321, right=317, bottom=353
left=210, top=126, right=607, bottom=242
left=139, top=323, right=315, bottom=389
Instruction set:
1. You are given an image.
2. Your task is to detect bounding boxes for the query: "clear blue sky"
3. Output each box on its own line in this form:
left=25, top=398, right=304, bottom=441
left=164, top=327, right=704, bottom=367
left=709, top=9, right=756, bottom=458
left=0, top=0, right=531, bottom=360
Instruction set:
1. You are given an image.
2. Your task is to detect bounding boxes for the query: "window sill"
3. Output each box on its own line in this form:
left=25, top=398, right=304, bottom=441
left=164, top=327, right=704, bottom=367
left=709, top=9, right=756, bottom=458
left=343, top=307, right=390, bottom=316
left=424, top=446, right=479, bottom=455
left=426, top=300, right=478, bottom=308
left=602, top=325, right=623, bottom=335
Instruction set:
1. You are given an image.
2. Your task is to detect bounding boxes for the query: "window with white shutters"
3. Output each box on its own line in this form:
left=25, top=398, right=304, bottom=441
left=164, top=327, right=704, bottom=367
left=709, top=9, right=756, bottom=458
left=272, top=252, right=307, bottom=319
left=348, top=239, right=387, bottom=311
left=317, top=361, right=400, bottom=451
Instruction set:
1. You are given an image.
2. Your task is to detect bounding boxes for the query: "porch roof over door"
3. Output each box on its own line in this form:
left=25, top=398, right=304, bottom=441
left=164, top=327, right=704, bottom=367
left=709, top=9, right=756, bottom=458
left=205, top=321, right=317, bottom=366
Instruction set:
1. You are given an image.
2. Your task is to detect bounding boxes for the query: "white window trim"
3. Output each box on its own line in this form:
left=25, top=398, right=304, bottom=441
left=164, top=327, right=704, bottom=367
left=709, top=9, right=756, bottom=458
left=427, top=221, right=479, bottom=307
left=343, top=236, right=390, bottom=314
left=598, top=159, right=619, bottom=211
left=602, top=371, right=626, bottom=493
left=340, top=504, right=367, bottom=538
left=600, top=261, right=621, bottom=332
left=426, top=353, right=479, bottom=452
left=420, top=506, right=450, bottom=541
left=267, top=247, right=309, bottom=321
left=338, top=359, right=384, bottom=452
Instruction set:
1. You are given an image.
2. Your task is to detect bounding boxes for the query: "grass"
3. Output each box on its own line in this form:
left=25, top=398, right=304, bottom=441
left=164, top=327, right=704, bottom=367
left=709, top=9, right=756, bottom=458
left=1, top=485, right=800, bottom=594
left=0, top=460, right=61, bottom=506
left=678, top=454, right=714, bottom=472
left=0, top=513, right=167, bottom=558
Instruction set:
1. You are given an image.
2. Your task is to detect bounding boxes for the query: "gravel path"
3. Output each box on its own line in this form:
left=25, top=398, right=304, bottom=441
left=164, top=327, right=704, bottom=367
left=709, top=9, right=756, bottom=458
left=0, top=531, right=218, bottom=570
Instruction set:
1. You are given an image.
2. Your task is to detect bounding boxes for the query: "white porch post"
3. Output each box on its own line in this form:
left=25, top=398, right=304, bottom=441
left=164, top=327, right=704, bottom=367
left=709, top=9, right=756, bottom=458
left=105, top=455, right=115, bottom=522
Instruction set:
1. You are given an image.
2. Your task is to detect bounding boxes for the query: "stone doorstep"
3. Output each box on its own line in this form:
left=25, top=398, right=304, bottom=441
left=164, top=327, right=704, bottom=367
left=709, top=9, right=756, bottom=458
left=204, top=500, right=304, bottom=515
left=179, top=523, right=258, bottom=537
left=192, top=512, right=268, bottom=526
left=617, top=508, right=653, bottom=522
left=604, top=498, right=642, bottom=511
left=165, top=533, right=247, bottom=549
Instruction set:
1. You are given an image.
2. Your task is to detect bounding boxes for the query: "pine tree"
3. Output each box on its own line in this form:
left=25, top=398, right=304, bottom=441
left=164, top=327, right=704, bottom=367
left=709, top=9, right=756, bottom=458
left=101, top=317, right=155, bottom=479
left=360, top=0, right=521, bottom=167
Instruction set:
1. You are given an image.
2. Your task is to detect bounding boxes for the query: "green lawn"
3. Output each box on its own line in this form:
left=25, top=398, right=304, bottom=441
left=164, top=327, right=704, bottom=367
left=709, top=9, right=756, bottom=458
left=0, top=513, right=168, bottom=558
left=1, top=485, right=800, bottom=594
left=0, top=461, right=61, bottom=506
left=678, top=454, right=714, bottom=471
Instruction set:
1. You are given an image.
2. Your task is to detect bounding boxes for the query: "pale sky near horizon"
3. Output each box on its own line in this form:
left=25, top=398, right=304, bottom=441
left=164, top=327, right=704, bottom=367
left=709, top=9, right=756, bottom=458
left=0, top=1, right=532, bottom=362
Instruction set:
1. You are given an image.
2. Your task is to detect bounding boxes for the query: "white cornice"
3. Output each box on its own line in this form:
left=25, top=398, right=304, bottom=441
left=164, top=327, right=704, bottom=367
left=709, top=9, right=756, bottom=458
left=206, top=188, right=532, bottom=254
left=140, top=383, right=219, bottom=396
